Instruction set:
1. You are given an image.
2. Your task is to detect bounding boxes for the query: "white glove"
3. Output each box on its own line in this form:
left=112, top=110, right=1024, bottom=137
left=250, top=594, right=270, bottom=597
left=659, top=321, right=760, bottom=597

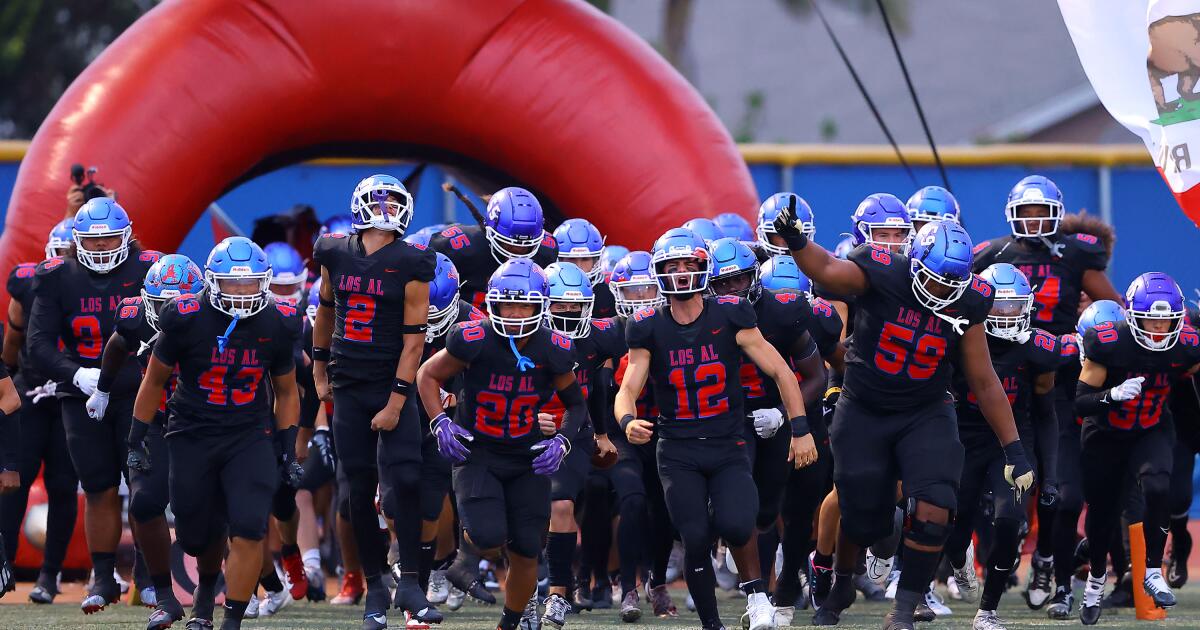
left=72, top=367, right=101, bottom=396
left=25, top=380, right=57, bottom=403
left=86, top=390, right=111, bottom=421
left=1109, top=376, right=1145, bottom=402
left=1013, top=330, right=1031, bottom=345
left=751, top=407, right=785, bottom=439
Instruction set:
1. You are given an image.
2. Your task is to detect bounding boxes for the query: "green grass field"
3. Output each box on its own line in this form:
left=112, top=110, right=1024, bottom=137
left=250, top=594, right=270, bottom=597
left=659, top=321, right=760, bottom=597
left=2, top=587, right=1200, bottom=630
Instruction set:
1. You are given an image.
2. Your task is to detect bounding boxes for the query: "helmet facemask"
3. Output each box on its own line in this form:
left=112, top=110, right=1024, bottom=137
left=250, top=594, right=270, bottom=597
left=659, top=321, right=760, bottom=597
left=486, top=291, right=547, bottom=339
left=910, top=258, right=969, bottom=312
left=1127, top=303, right=1184, bottom=351
left=206, top=269, right=272, bottom=318
left=985, top=292, right=1033, bottom=340
left=74, top=225, right=132, bottom=273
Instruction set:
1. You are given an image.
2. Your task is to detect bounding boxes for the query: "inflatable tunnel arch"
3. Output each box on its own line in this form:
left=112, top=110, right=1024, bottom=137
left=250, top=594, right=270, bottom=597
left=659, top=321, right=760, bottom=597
left=0, top=0, right=756, bottom=307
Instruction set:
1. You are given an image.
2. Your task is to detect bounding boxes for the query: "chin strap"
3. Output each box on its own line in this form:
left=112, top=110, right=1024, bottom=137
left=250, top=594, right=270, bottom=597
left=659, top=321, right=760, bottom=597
left=1038, top=235, right=1065, bottom=258
left=508, top=335, right=535, bottom=372
left=933, top=310, right=969, bottom=335
left=216, top=314, right=240, bottom=353
left=137, top=333, right=159, bottom=356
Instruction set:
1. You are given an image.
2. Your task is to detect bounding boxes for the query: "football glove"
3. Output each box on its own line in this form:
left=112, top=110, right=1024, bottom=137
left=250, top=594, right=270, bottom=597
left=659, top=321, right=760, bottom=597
left=26, top=380, right=56, bottom=403
left=750, top=407, right=784, bottom=439
left=1002, top=440, right=1035, bottom=500
left=72, top=367, right=100, bottom=396
left=1109, top=376, right=1144, bottom=402
left=531, top=434, right=570, bottom=476
left=85, top=389, right=110, bottom=421
left=432, top=413, right=472, bottom=463
left=771, top=199, right=809, bottom=250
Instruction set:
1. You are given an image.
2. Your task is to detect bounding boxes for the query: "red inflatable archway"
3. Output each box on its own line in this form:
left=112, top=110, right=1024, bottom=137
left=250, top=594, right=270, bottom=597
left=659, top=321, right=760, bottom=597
left=0, top=0, right=755, bottom=307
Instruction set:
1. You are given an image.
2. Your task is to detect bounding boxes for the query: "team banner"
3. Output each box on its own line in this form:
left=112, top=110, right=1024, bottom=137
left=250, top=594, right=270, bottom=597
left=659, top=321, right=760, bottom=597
left=1058, top=0, right=1200, bottom=228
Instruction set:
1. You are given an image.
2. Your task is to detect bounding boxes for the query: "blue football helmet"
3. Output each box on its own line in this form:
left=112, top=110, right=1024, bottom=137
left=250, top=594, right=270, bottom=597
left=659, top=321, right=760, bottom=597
left=708, top=237, right=760, bottom=302
left=1125, top=271, right=1186, bottom=351
left=73, top=198, right=133, bottom=273
left=485, top=187, right=545, bottom=265
left=46, top=218, right=74, bottom=259
left=205, top=237, right=272, bottom=318
left=263, top=242, right=308, bottom=303
left=554, top=218, right=606, bottom=286
left=852, top=194, right=912, bottom=253
left=758, top=193, right=815, bottom=256
left=599, top=245, right=630, bottom=282
left=404, top=225, right=441, bottom=248
left=1076, top=299, right=1125, bottom=339
left=350, top=174, right=414, bottom=234
left=759, top=255, right=811, bottom=293
left=909, top=220, right=973, bottom=312
left=142, top=254, right=204, bottom=332
left=305, top=276, right=323, bottom=325
left=651, top=228, right=711, bottom=295
left=609, top=251, right=664, bottom=316
left=428, top=253, right=462, bottom=342
left=545, top=262, right=596, bottom=339
left=1006, top=175, right=1063, bottom=238
left=682, top=218, right=724, bottom=246
left=486, top=258, right=549, bottom=338
left=979, top=263, right=1033, bottom=341
left=714, top=212, right=755, bottom=242
left=906, top=186, right=961, bottom=231
left=319, top=214, right=355, bottom=240
left=833, top=235, right=855, bottom=260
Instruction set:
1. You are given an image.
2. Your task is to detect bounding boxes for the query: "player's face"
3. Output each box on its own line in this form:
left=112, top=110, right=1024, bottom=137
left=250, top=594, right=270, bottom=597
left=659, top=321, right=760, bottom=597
left=920, top=275, right=955, bottom=300
left=493, top=302, right=538, bottom=335
left=568, top=256, right=598, bottom=273
left=270, top=280, right=304, bottom=300
left=661, top=258, right=702, bottom=292
left=219, top=277, right=262, bottom=296
left=1015, top=204, right=1053, bottom=236
left=620, top=283, right=659, bottom=301
left=872, top=227, right=910, bottom=253
left=79, top=234, right=121, bottom=253
left=549, top=302, right=583, bottom=316
left=501, top=242, right=535, bottom=257
left=1140, top=317, right=1177, bottom=342
left=711, top=270, right=752, bottom=298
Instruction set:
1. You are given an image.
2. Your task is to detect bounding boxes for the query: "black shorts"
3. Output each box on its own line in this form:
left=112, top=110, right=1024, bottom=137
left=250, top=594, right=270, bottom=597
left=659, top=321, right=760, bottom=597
left=1081, top=425, right=1175, bottom=508
left=957, top=429, right=1035, bottom=525
left=419, top=433, right=452, bottom=522
left=128, top=422, right=170, bottom=524
left=331, top=380, right=421, bottom=474
left=743, top=417, right=792, bottom=528
left=61, top=395, right=133, bottom=494
left=168, top=425, right=277, bottom=555
left=453, top=447, right=549, bottom=559
left=550, top=424, right=596, bottom=502
left=657, top=435, right=757, bottom=549
left=831, top=394, right=963, bottom=547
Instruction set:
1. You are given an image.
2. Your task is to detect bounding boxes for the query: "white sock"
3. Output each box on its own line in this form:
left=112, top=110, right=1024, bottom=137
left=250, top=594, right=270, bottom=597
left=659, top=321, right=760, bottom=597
left=302, top=549, right=321, bottom=570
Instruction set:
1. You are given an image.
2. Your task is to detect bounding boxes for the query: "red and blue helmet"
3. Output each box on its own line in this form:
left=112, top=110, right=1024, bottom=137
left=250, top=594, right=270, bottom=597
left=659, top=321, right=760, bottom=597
left=979, top=263, right=1032, bottom=341
left=651, top=227, right=711, bottom=296
left=46, top=218, right=74, bottom=260
left=485, top=187, right=545, bottom=265
left=682, top=218, right=724, bottom=246
left=1076, top=299, right=1125, bottom=339
left=758, top=193, right=815, bottom=256
left=852, top=193, right=912, bottom=253
left=599, top=245, right=630, bottom=282
left=760, top=254, right=811, bottom=293
left=714, top=212, right=755, bottom=242
left=264, top=242, right=308, bottom=303
left=305, top=276, right=323, bottom=325
left=906, top=186, right=961, bottom=229
left=485, top=258, right=549, bottom=338
left=428, top=253, right=462, bottom=342
left=609, top=250, right=663, bottom=316
left=1125, top=271, right=1186, bottom=351
left=319, top=214, right=355, bottom=240
left=1005, top=175, right=1063, bottom=238
left=554, top=218, right=606, bottom=286
left=545, top=262, right=596, bottom=339
left=909, top=220, right=973, bottom=312
left=142, top=254, right=203, bottom=331
left=73, top=198, right=133, bottom=273
left=205, top=237, right=272, bottom=318
left=708, top=237, right=761, bottom=303
left=350, top=174, right=414, bottom=234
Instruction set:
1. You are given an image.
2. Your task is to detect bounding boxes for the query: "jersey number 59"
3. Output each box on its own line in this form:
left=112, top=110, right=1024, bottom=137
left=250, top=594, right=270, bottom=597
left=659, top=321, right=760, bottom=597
left=873, top=322, right=947, bottom=380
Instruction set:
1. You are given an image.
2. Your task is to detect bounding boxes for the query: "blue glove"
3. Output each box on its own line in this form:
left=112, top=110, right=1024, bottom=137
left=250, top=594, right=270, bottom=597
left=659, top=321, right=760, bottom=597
left=432, top=413, right=473, bottom=463
left=531, top=434, right=571, bottom=476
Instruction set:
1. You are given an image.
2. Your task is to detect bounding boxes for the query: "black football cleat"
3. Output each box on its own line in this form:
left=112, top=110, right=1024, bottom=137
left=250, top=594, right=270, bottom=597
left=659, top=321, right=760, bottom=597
left=394, top=579, right=443, bottom=624
left=81, top=576, right=122, bottom=614
left=445, top=563, right=497, bottom=605
left=147, top=597, right=186, bottom=630
left=184, top=619, right=214, bottom=630
left=881, top=611, right=915, bottom=630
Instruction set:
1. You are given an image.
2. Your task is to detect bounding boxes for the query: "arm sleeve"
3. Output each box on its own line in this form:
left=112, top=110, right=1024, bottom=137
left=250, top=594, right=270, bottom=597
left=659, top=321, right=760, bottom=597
left=0, top=408, right=17, bottom=471
left=555, top=379, right=589, bottom=444
left=588, top=365, right=613, bottom=436
left=1032, top=388, right=1058, bottom=486
left=27, top=263, right=77, bottom=382
left=1075, top=380, right=1112, bottom=418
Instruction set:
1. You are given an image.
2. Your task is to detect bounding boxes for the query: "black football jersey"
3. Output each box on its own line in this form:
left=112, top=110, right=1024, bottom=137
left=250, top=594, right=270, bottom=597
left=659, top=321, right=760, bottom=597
left=419, top=299, right=487, bottom=434
left=593, top=282, right=617, bottom=320
left=444, top=321, right=576, bottom=453
left=7, top=262, right=45, bottom=383
left=614, top=343, right=660, bottom=433
left=739, top=289, right=816, bottom=412
left=1081, top=320, right=1200, bottom=436
left=27, top=250, right=161, bottom=396
left=953, top=329, right=1061, bottom=434
left=114, top=296, right=179, bottom=420
left=429, top=224, right=558, bottom=310
left=313, top=232, right=436, bottom=382
left=542, top=316, right=627, bottom=424
left=972, top=233, right=1108, bottom=335
left=842, top=245, right=992, bottom=413
left=153, top=295, right=301, bottom=434
left=807, top=295, right=844, bottom=361
left=625, top=295, right=757, bottom=439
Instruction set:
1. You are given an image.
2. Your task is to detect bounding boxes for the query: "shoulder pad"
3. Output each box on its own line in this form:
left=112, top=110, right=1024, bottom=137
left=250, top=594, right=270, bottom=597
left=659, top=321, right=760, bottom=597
left=1058, top=333, right=1080, bottom=357
left=171, top=294, right=202, bottom=317
left=274, top=300, right=300, bottom=319
left=1072, top=233, right=1100, bottom=247
left=541, top=232, right=558, bottom=249
left=810, top=296, right=836, bottom=318
left=971, top=240, right=991, bottom=256
left=321, top=232, right=349, bottom=239
left=548, top=330, right=573, bottom=351
left=139, top=250, right=163, bottom=264
left=467, top=305, right=487, bottom=321
left=10, top=263, right=36, bottom=280
left=968, top=274, right=993, bottom=298
left=1030, top=328, right=1057, bottom=352
left=436, top=225, right=474, bottom=251
left=631, top=307, right=657, bottom=322
left=1180, top=325, right=1200, bottom=348
left=118, top=297, right=143, bottom=320
left=591, top=318, right=616, bottom=331
left=714, top=295, right=743, bottom=306
left=36, top=256, right=66, bottom=275
left=770, top=290, right=804, bottom=305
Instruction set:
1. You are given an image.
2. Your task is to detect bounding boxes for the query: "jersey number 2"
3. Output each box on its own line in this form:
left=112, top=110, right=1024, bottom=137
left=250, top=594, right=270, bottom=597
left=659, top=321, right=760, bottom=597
left=667, top=362, right=730, bottom=420
left=344, top=294, right=376, bottom=342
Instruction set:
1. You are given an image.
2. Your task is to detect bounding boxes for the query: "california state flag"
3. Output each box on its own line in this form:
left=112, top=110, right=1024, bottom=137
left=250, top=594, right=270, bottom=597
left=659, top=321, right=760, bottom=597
left=1059, top=0, right=1200, bottom=227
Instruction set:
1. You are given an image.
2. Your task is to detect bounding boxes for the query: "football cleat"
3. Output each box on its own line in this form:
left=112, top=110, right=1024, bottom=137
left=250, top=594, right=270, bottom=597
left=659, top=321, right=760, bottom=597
left=773, top=605, right=793, bottom=627
left=924, top=584, right=951, bottom=616
left=864, top=549, right=893, bottom=585
left=808, top=552, right=833, bottom=609
left=1079, top=571, right=1105, bottom=625
left=28, top=572, right=59, bottom=604
left=972, top=609, right=1007, bottom=630
left=590, top=583, right=613, bottom=610
left=427, top=570, right=449, bottom=604
left=242, top=595, right=259, bottom=620
left=445, top=563, right=496, bottom=605
left=258, top=588, right=292, bottom=616
left=646, top=584, right=677, bottom=618
left=445, top=586, right=466, bottom=611
left=1101, top=572, right=1133, bottom=608
left=880, top=611, right=915, bottom=630
left=1144, top=567, right=1177, bottom=608
left=1022, top=553, right=1053, bottom=609
left=1046, top=586, right=1073, bottom=620
left=951, top=543, right=979, bottom=603
left=184, top=618, right=214, bottom=630
left=883, top=570, right=900, bottom=600
left=332, top=571, right=365, bottom=605
left=136, top=586, right=158, bottom=608
left=1168, top=531, right=1191, bottom=587
left=744, top=591, right=777, bottom=630
left=81, top=577, right=121, bottom=614
left=394, top=579, right=443, bottom=623
left=146, top=597, right=186, bottom=630
left=281, top=552, right=309, bottom=601
left=541, top=593, right=571, bottom=629
left=570, top=576, right=593, bottom=612
left=305, top=565, right=327, bottom=602
left=363, top=612, right=389, bottom=630
left=811, top=573, right=855, bottom=626
left=619, top=589, right=641, bottom=623
left=852, top=572, right=885, bottom=601
left=914, top=602, right=937, bottom=622
left=519, top=593, right=541, bottom=630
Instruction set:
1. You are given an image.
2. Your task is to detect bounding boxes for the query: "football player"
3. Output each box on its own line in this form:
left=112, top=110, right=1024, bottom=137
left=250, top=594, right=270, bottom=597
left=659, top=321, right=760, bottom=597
left=555, top=218, right=616, bottom=318
left=756, top=194, right=815, bottom=259
left=311, top=175, right=440, bottom=629
left=944, top=263, right=1061, bottom=630
left=0, top=324, right=21, bottom=599
left=683, top=217, right=724, bottom=246
left=615, top=227, right=816, bottom=630
left=905, top=186, right=961, bottom=235
left=1075, top=273, right=1200, bottom=624
left=0, top=222, right=80, bottom=604
left=86, top=254, right=203, bottom=628
left=598, top=245, right=630, bottom=283
left=130, top=237, right=302, bottom=630
left=429, top=187, right=558, bottom=309
left=26, top=198, right=161, bottom=614
left=265, top=242, right=309, bottom=304
left=971, top=175, right=1122, bottom=609
left=772, top=209, right=1032, bottom=630
left=415, top=258, right=587, bottom=630
left=715, top=212, right=755, bottom=242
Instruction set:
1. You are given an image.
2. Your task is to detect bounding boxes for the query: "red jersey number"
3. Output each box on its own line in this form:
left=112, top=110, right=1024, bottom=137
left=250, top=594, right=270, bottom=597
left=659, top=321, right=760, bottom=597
left=873, top=321, right=947, bottom=380
left=473, top=392, right=539, bottom=439
left=344, top=294, right=375, bottom=342
left=71, top=315, right=102, bottom=360
left=667, top=362, right=730, bottom=420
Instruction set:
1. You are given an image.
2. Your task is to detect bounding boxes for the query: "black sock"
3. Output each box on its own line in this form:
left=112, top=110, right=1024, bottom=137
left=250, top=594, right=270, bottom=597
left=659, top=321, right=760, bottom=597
left=1036, top=502, right=1057, bottom=558
left=133, top=545, right=150, bottom=590
left=896, top=544, right=942, bottom=621
left=546, top=532, right=577, bottom=589
left=813, top=551, right=833, bottom=570
left=194, top=573, right=220, bottom=620
left=685, top=548, right=720, bottom=626
left=739, top=577, right=765, bottom=595
left=91, top=552, right=116, bottom=586
left=260, top=569, right=284, bottom=594
left=223, top=598, right=248, bottom=621
left=1053, top=507, right=1082, bottom=588
left=364, top=574, right=389, bottom=615
left=499, top=606, right=523, bottom=630
left=434, top=551, right=456, bottom=572
left=981, top=521, right=1020, bottom=611
left=152, top=573, right=177, bottom=602
left=419, top=540, right=436, bottom=592
left=757, top=527, right=779, bottom=581
left=893, top=588, right=922, bottom=624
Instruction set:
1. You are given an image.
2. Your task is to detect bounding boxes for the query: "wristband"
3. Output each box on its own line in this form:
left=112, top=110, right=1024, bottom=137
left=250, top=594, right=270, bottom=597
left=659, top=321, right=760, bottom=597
left=311, top=347, right=331, bottom=362
left=393, top=378, right=412, bottom=396
left=782, top=232, right=809, bottom=251
left=319, top=296, right=334, bottom=308
left=789, top=415, right=811, bottom=437
left=1002, top=439, right=1025, bottom=461
left=275, top=425, right=298, bottom=461
left=823, top=386, right=841, bottom=399
left=128, top=418, right=150, bottom=448
left=401, top=323, right=428, bottom=335
left=618, top=414, right=635, bottom=432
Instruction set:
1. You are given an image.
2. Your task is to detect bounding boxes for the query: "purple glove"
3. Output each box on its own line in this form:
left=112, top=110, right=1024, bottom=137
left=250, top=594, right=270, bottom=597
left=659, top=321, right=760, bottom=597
left=431, top=413, right=472, bottom=463
left=531, top=435, right=571, bottom=476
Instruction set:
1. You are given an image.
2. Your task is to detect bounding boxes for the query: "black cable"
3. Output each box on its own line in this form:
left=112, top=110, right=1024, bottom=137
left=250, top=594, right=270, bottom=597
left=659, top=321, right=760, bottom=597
left=875, top=0, right=951, bottom=193
left=811, top=0, right=916, bottom=187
